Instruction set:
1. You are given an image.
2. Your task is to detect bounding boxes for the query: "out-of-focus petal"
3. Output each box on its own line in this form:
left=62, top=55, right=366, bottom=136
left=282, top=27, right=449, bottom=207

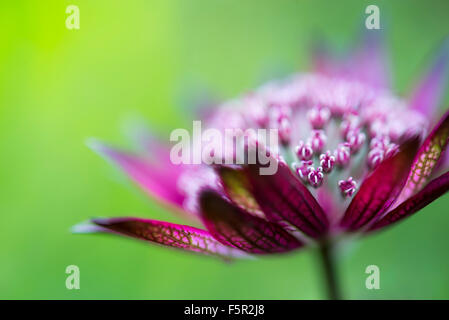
left=397, top=109, right=449, bottom=203
left=312, top=31, right=391, bottom=89
left=87, top=139, right=186, bottom=211
left=369, top=171, right=449, bottom=232
left=122, top=116, right=174, bottom=163
left=243, top=158, right=328, bottom=238
left=409, top=39, right=449, bottom=118
left=311, top=39, right=339, bottom=77
left=199, top=189, right=304, bottom=254
left=75, top=217, right=247, bottom=259
left=340, top=137, right=420, bottom=231
left=351, top=31, right=391, bottom=89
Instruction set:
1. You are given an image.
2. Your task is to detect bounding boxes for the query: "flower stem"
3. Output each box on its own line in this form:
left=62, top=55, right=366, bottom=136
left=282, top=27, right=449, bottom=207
left=318, top=241, right=341, bottom=300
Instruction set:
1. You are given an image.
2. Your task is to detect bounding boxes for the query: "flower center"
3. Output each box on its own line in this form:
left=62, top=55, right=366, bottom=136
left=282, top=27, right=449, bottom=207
left=277, top=101, right=403, bottom=197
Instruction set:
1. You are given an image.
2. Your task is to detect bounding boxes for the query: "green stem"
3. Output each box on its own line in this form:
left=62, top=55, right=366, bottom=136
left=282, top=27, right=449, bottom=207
left=318, top=241, right=342, bottom=300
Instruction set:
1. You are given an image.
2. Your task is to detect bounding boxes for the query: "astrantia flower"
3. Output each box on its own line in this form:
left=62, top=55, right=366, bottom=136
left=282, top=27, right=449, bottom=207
left=75, top=34, right=449, bottom=299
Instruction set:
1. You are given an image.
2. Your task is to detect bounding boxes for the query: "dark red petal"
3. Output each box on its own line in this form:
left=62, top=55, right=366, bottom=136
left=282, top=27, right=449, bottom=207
left=83, top=217, right=247, bottom=259
left=340, top=137, right=420, bottom=231
left=243, top=159, right=328, bottom=238
left=216, top=166, right=265, bottom=218
left=397, top=109, right=449, bottom=203
left=369, top=171, right=449, bottom=232
left=199, top=189, right=303, bottom=254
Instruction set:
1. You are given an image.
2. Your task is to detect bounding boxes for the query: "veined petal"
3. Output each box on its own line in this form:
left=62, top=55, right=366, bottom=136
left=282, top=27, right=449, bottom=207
left=397, top=109, right=449, bottom=203
left=369, top=171, right=449, bottom=232
left=87, top=139, right=187, bottom=211
left=215, top=166, right=265, bottom=218
left=75, top=217, right=247, bottom=259
left=340, top=137, right=420, bottom=231
left=243, top=159, right=328, bottom=238
left=199, top=189, right=303, bottom=254
left=409, top=39, right=449, bottom=118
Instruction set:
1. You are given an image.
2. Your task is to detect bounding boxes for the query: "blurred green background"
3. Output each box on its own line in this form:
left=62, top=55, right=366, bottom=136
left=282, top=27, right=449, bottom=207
left=1, top=0, right=449, bottom=299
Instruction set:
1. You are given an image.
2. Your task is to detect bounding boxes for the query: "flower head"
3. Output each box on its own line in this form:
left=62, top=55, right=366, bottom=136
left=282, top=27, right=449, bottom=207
left=75, top=34, right=449, bottom=262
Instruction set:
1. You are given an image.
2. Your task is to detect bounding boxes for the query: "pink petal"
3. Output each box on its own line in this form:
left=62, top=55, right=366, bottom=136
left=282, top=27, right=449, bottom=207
left=409, top=39, right=449, bottom=118
left=351, top=31, right=391, bottom=89
left=199, top=189, right=304, bottom=254
left=397, top=109, right=449, bottom=203
left=311, top=40, right=339, bottom=77
left=242, top=159, right=328, bottom=238
left=76, top=217, right=247, bottom=259
left=369, top=171, right=449, bottom=232
left=87, top=139, right=186, bottom=211
left=340, top=137, right=420, bottom=231
left=123, top=119, right=175, bottom=164
left=312, top=32, right=391, bottom=89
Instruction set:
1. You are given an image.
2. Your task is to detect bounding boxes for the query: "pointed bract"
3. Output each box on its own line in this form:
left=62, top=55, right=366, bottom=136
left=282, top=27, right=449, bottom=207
left=88, top=217, right=247, bottom=259
left=87, top=139, right=187, bottom=211
left=398, top=109, right=449, bottom=202
left=340, top=137, right=420, bottom=231
left=369, top=171, right=449, bottom=232
left=199, top=189, right=303, bottom=254
left=242, top=159, right=328, bottom=238
left=215, top=166, right=265, bottom=218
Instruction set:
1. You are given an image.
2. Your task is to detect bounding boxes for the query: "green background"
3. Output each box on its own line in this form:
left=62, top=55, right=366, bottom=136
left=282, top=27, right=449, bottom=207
left=1, top=0, right=449, bottom=299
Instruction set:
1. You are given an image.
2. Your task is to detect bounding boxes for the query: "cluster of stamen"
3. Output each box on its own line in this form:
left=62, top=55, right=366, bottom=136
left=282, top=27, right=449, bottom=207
left=309, top=130, right=326, bottom=152
left=269, top=105, right=292, bottom=145
left=338, top=177, right=357, bottom=197
left=307, top=166, right=324, bottom=188
left=340, top=113, right=360, bottom=137
left=239, top=77, right=422, bottom=199
left=346, top=129, right=366, bottom=153
left=286, top=104, right=406, bottom=196
left=177, top=75, right=428, bottom=215
left=334, top=143, right=351, bottom=167
left=319, top=151, right=335, bottom=173
left=295, top=141, right=313, bottom=160
left=294, top=160, right=314, bottom=183
left=291, top=109, right=372, bottom=195
left=367, top=135, right=398, bottom=169
left=307, top=106, right=331, bottom=129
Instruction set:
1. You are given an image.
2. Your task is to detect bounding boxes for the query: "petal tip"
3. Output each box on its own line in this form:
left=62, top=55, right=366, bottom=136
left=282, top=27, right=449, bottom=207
left=71, top=220, right=104, bottom=234
left=85, top=137, right=110, bottom=155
